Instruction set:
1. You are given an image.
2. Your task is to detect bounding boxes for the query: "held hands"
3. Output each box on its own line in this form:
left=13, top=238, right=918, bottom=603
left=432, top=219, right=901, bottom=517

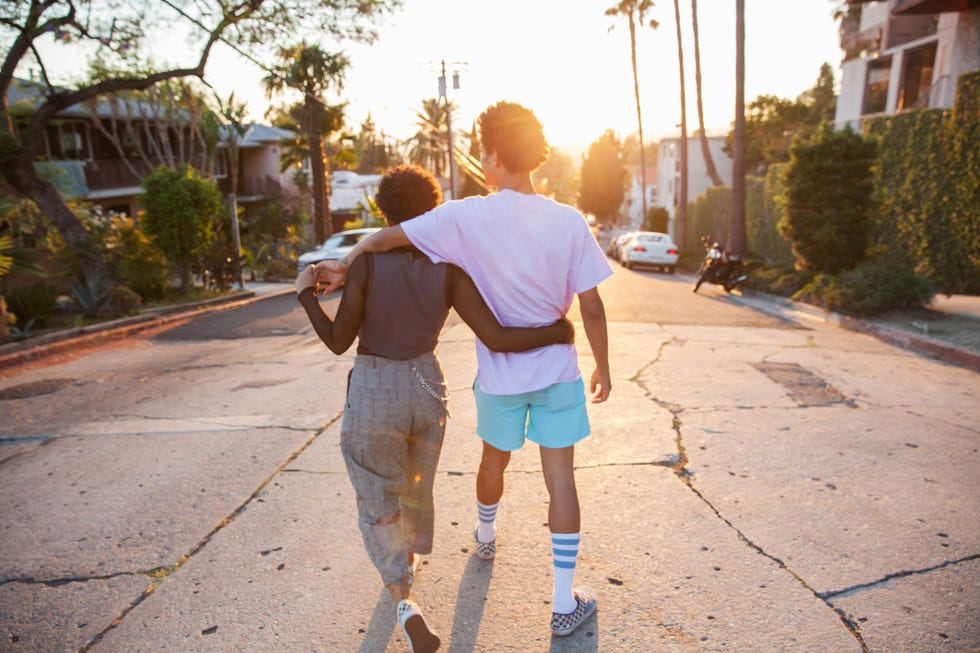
left=590, top=368, right=611, bottom=403
left=312, top=259, right=349, bottom=295
left=294, top=264, right=316, bottom=294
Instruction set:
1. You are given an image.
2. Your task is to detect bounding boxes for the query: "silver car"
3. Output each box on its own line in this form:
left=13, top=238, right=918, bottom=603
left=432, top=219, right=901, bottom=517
left=296, top=228, right=380, bottom=271
left=620, top=231, right=679, bottom=273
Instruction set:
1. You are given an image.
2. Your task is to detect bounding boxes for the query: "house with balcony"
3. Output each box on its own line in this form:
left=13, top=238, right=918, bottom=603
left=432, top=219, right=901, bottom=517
left=656, top=134, right=732, bottom=240
left=835, top=0, right=979, bottom=130
left=6, top=77, right=304, bottom=219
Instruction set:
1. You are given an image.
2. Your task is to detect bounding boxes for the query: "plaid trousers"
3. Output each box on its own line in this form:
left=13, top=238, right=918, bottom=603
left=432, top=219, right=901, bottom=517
left=340, top=351, right=448, bottom=587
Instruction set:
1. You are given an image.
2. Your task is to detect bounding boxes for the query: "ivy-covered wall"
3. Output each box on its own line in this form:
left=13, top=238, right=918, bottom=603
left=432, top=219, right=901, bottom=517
left=865, top=70, right=980, bottom=294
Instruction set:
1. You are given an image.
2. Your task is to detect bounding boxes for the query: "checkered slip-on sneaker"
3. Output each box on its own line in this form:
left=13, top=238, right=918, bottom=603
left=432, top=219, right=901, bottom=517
left=550, top=590, right=597, bottom=637
left=397, top=599, right=440, bottom=653
left=473, top=528, right=496, bottom=561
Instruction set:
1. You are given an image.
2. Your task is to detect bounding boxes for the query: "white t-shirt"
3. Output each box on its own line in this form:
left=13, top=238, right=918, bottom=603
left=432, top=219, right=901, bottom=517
left=402, top=189, right=613, bottom=394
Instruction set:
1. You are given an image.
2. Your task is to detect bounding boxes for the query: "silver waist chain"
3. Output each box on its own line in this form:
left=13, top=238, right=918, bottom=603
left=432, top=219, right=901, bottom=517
left=411, top=365, right=452, bottom=418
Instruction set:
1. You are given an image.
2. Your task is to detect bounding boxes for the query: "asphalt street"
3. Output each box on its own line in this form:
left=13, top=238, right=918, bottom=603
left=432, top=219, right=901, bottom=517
left=0, top=266, right=977, bottom=652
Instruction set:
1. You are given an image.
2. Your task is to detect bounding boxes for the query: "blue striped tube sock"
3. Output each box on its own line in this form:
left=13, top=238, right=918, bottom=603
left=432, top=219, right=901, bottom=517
left=476, top=501, right=498, bottom=543
left=552, top=532, right=580, bottom=614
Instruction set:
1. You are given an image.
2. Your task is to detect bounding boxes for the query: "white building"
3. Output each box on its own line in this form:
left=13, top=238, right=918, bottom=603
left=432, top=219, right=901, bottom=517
left=656, top=135, right=732, bottom=240
left=834, top=1, right=979, bottom=130
left=622, top=166, right=658, bottom=231
left=330, top=170, right=383, bottom=230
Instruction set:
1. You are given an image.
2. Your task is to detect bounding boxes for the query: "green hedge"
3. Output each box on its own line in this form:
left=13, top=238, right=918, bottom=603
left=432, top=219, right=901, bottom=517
left=683, top=173, right=792, bottom=266
left=865, top=70, right=980, bottom=294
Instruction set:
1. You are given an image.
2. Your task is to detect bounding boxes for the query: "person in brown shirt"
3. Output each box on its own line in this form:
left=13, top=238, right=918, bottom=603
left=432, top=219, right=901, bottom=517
left=294, top=164, right=571, bottom=653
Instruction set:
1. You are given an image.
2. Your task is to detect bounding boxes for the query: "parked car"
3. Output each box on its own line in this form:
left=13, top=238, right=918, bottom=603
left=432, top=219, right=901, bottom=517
left=606, top=232, right=634, bottom=262
left=296, top=228, right=380, bottom=271
left=620, top=231, right=679, bottom=273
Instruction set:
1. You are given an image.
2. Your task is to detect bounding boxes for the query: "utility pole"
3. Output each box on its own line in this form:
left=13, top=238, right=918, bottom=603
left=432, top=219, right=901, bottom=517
left=438, top=60, right=463, bottom=200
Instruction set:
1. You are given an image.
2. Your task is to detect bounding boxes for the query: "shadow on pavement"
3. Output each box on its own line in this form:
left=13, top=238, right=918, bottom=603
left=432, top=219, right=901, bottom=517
left=447, top=554, right=493, bottom=653
left=357, top=588, right=397, bottom=653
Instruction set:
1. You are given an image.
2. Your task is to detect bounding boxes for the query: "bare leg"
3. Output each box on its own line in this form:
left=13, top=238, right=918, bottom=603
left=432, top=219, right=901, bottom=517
left=387, top=580, right=410, bottom=604
left=476, top=441, right=511, bottom=505
left=539, top=445, right=579, bottom=533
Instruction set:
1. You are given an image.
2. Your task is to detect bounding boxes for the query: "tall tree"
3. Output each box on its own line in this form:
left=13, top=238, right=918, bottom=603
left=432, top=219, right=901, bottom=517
left=263, top=44, right=349, bottom=244
left=729, top=0, right=747, bottom=256
left=723, top=66, right=837, bottom=175
left=408, top=98, right=452, bottom=180
left=672, top=0, right=689, bottom=250
left=533, top=147, right=578, bottom=206
left=215, top=92, right=248, bottom=288
left=0, top=0, right=396, bottom=292
left=578, top=129, right=627, bottom=228
left=606, top=0, right=659, bottom=221
left=691, top=0, right=723, bottom=186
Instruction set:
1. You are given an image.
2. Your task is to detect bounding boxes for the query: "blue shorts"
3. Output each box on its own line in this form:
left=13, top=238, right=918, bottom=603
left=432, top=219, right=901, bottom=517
left=473, top=377, right=591, bottom=451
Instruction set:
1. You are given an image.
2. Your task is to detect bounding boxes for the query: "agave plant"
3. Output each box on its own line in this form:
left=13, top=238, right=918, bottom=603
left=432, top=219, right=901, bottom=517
left=70, top=277, right=114, bottom=318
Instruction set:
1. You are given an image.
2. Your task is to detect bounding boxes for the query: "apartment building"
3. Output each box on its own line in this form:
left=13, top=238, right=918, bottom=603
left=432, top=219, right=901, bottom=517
left=835, top=0, right=979, bottom=130
left=656, top=135, right=732, bottom=240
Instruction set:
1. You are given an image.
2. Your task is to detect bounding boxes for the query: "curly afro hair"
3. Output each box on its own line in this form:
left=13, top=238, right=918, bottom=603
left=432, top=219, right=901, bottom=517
left=478, top=101, right=549, bottom=173
left=374, top=164, right=444, bottom=226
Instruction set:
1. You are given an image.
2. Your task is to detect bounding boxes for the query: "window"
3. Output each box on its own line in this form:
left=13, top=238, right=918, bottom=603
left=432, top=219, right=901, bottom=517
left=862, top=57, right=892, bottom=115
left=898, top=42, right=937, bottom=110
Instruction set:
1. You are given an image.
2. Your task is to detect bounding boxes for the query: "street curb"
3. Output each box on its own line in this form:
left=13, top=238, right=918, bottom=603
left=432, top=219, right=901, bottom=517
left=731, top=288, right=980, bottom=373
left=0, top=287, right=295, bottom=372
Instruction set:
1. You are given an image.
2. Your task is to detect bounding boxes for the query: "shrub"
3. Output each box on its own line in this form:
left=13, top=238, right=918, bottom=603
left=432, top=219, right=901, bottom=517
left=77, top=207, right=169, bottom=302
left=792, top=257, right=932, bottom=317
left=141, top=164, right=223, bottom=288
left=4, top=282, right=57, bottom=329
left=100, top=285, right=142, bottom=318
left=643, top=206, right=670, bottom=233
left=781, top=125, right=876, bottom=274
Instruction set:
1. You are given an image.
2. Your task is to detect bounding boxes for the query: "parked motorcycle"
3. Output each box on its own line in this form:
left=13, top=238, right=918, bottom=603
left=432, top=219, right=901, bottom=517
left=692, top=242, right=748, bottom=293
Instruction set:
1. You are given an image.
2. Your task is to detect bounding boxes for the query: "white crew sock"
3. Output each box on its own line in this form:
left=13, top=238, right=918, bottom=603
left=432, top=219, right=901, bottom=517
left=476, top=500, right=498, bottom=542
left=552, top=532, right=580, bottom=614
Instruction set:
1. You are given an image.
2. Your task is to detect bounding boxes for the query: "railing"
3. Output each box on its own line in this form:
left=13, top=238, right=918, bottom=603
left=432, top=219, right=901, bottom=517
left=83, top=159, right=155, bottom=190
left=906, top=74, right=951, bottom=111
left=237, top=175, right=283, bottom=197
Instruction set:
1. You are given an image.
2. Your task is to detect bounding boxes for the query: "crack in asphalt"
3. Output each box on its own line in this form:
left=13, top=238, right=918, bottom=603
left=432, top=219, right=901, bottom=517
left=76, top=412, right=344, bottom=653
left=820, top=553, right=980, bottom=599
left=0, top=568, right=162, bottom=588
left=636, top=341, right=871, bottom=652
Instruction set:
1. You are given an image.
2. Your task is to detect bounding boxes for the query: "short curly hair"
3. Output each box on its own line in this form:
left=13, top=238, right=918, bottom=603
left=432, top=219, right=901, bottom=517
left=374, top=164, right=443, bottom=226
left=478, top=101, right=549, bottom=173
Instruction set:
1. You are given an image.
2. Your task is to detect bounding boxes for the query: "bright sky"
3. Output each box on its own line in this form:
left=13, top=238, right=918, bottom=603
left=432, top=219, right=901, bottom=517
left=20, top=0, right=844, bottom=157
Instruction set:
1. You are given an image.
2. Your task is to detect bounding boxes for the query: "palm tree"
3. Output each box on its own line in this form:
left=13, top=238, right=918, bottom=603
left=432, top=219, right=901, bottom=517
left=606, top=0, right=659, bottom=222
left=408, top=98, right=452, bottom=180
left=730, top=0, right=748, bottom=256
left=692, top=0, right=723, bottom=186
left=672, top=0, right=689, bottom=250
left=263, top=43, right=349, bottom=243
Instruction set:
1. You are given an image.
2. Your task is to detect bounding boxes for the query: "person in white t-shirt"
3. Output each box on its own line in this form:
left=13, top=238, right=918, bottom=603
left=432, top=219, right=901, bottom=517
left=316, top=101, right=612, bottom=638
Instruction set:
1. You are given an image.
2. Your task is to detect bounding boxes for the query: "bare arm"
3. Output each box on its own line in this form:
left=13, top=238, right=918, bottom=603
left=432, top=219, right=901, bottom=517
left=313, top=225, right=411, bottom=292
left=578, top=287, right=610, bottom=403
left=294, top=259, right=367, bottom=355
left=450, top=270, right=574, bottom=352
